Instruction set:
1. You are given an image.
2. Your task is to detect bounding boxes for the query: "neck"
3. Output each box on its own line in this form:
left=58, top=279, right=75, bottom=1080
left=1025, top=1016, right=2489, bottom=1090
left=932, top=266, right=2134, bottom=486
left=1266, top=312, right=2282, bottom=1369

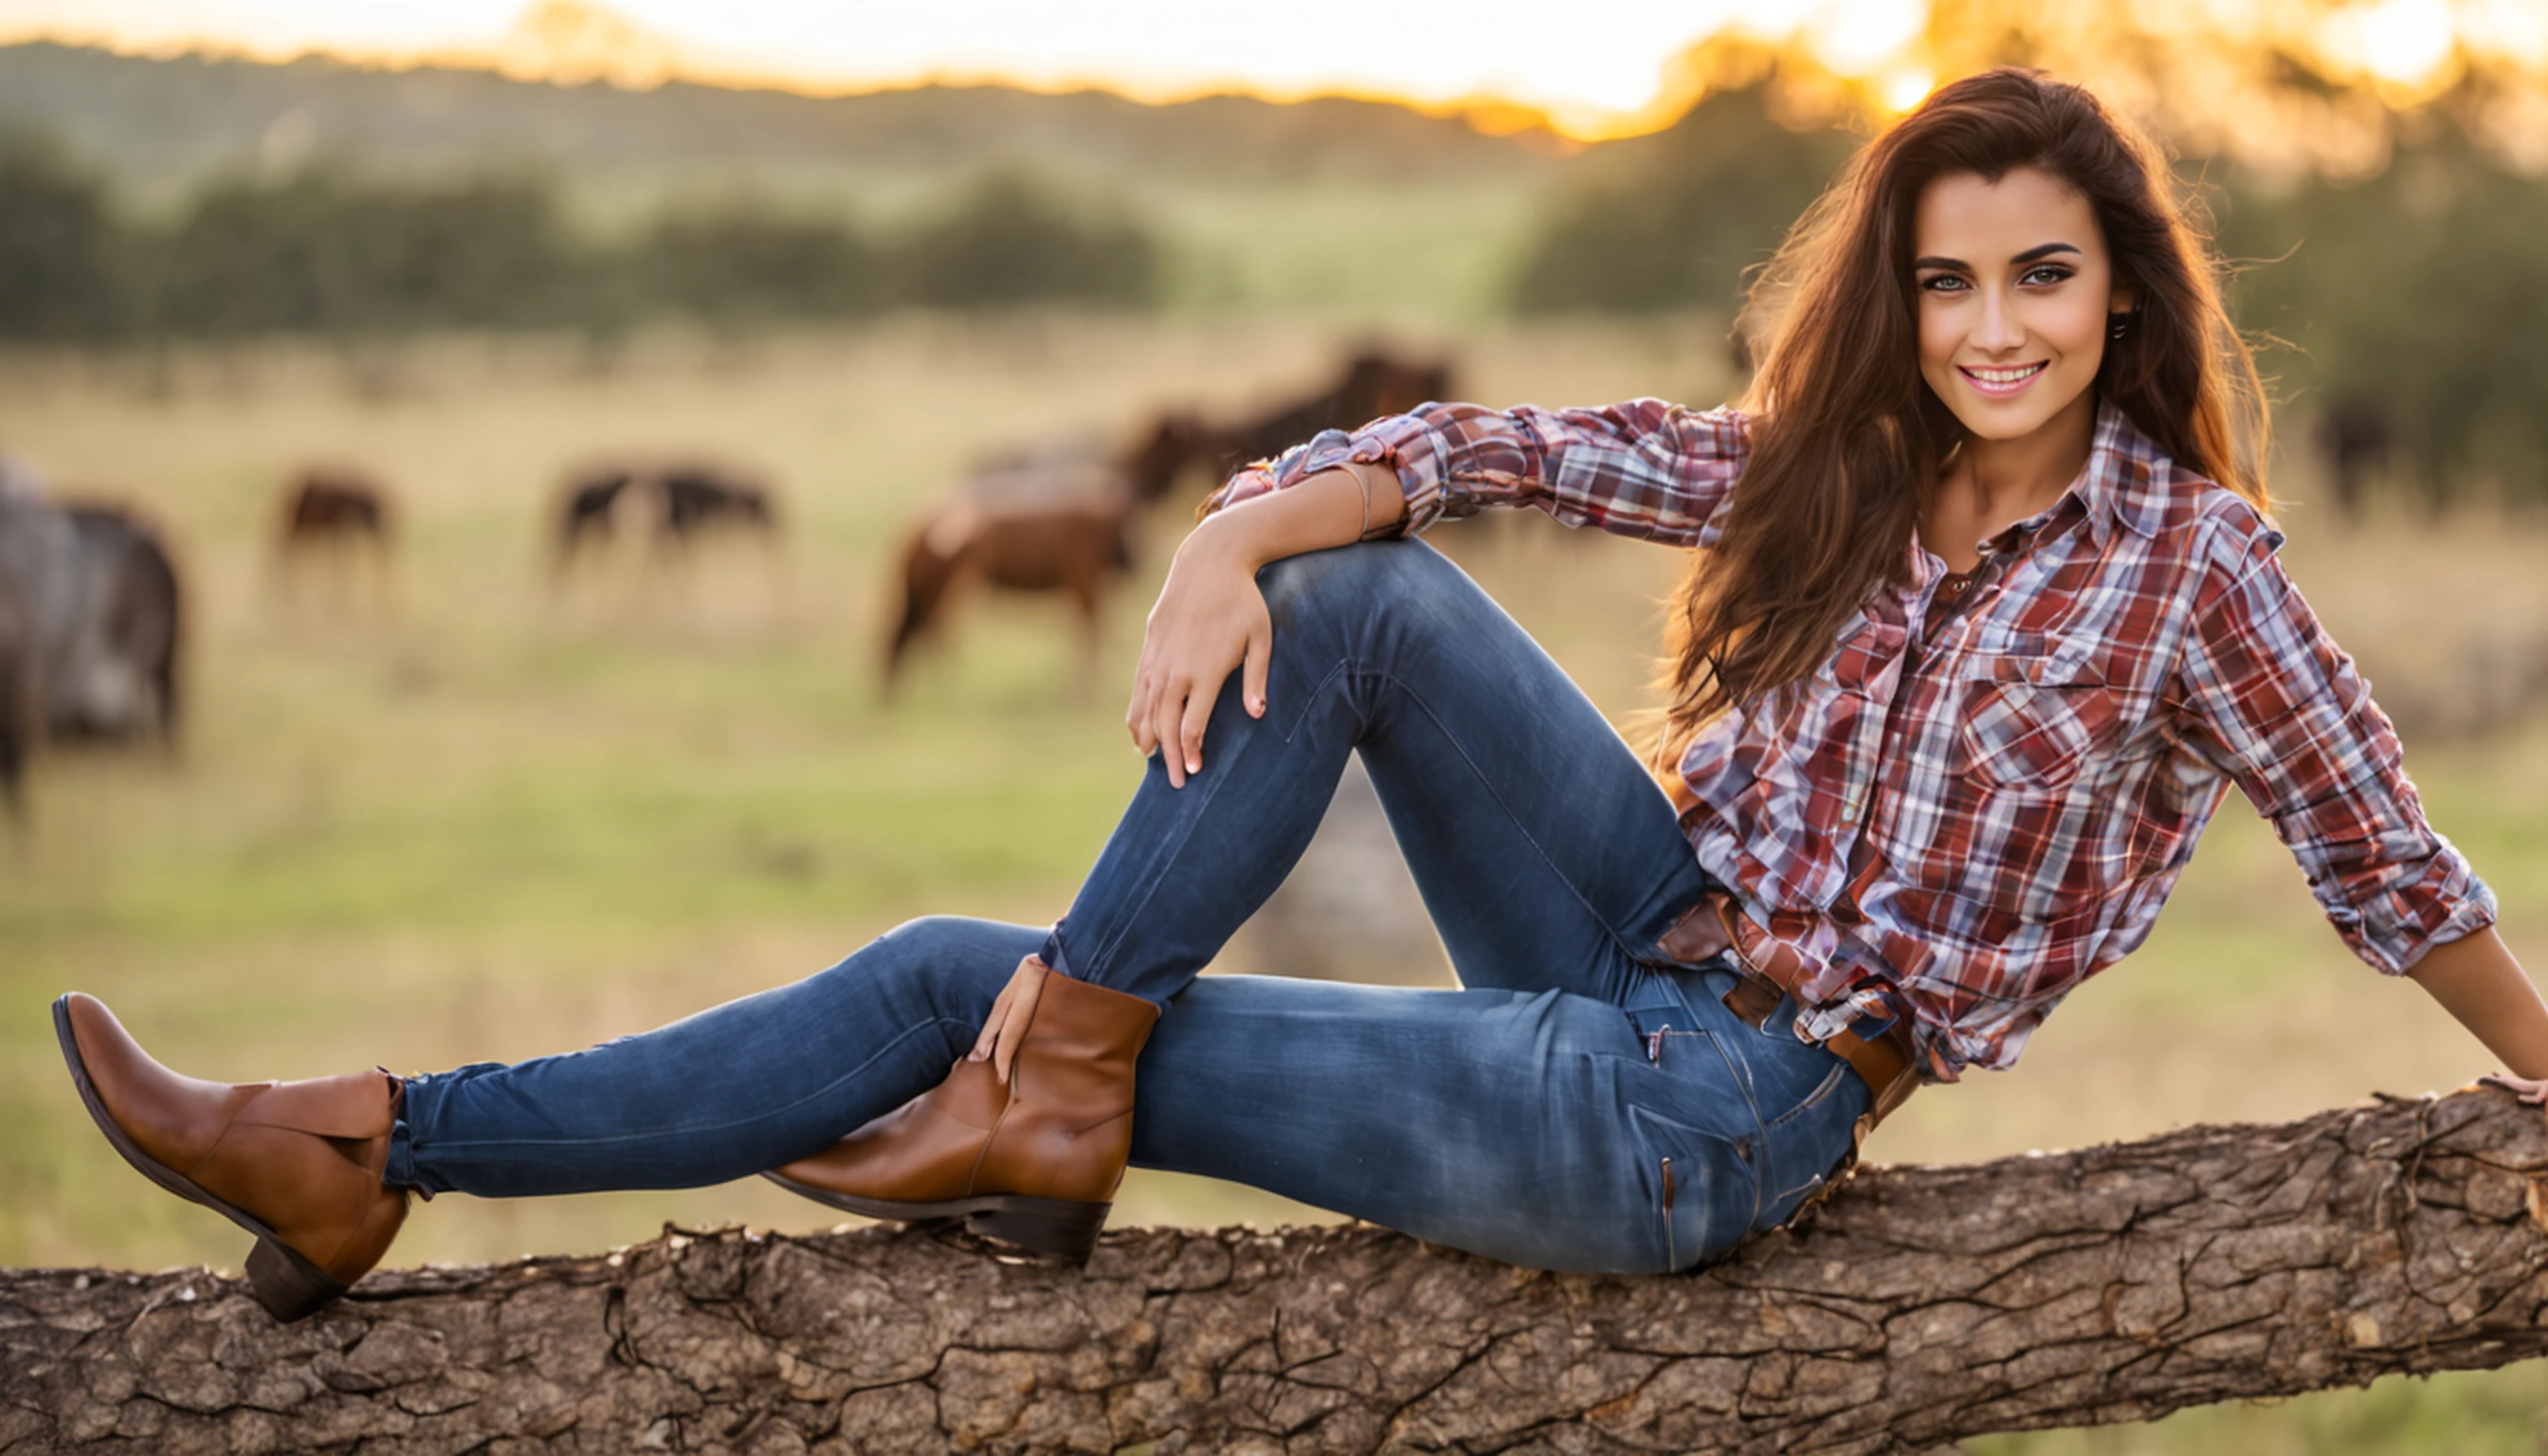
left=1947, top=388, right=2101, bottom=521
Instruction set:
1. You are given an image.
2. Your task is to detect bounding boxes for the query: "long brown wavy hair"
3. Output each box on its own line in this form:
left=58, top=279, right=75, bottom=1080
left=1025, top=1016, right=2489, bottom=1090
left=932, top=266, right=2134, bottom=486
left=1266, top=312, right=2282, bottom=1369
left=1656, top=66, right=2269, bottom=756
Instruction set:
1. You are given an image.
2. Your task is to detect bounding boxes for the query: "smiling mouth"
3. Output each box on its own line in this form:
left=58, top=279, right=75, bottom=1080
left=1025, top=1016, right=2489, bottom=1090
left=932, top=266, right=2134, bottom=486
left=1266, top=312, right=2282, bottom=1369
left=1958, top=362, right=2047, bottom=396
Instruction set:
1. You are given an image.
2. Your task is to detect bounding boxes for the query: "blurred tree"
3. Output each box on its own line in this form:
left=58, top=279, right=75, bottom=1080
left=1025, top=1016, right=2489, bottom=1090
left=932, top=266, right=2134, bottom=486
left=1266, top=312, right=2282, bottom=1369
left=641, top=207, right=878, bottom=325
left=899, top=171, right=1158, bottom=310
left=1508, top=84, right=1857, bottom=317
left=0, top=135, right=134, bottom=339
left=2221, top=136, right=2548, bottom=510
left=154, top=170, right=581, bottom=337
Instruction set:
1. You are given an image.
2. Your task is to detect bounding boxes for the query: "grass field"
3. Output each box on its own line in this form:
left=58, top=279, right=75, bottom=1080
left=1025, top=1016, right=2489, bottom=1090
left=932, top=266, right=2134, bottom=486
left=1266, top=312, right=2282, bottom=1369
left=4, top=318, right=2545, bottom=1450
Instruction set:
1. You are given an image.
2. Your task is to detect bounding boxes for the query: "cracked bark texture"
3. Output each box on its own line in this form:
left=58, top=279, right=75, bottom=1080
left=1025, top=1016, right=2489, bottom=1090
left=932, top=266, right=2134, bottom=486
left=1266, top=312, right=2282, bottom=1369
left=9, top=1087, right=2548, bottom=1454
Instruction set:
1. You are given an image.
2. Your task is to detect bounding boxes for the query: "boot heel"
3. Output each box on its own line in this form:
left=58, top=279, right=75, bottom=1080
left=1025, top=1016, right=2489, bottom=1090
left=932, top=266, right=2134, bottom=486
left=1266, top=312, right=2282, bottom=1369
left=245, top=1236, right=347, bottom=1321
left=968, top=1197, right=1111, bottom=1264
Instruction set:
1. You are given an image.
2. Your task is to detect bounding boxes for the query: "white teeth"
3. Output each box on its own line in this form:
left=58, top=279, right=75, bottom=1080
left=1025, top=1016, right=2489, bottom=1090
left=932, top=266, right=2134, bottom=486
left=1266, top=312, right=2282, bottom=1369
left=1965, top=364, right=2046, bottom=384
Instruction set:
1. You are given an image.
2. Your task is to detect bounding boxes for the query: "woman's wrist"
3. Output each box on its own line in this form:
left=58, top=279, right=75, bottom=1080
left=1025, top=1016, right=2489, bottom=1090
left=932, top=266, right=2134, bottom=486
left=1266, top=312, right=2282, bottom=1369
left=1182, top=464, right=1380, bottom=573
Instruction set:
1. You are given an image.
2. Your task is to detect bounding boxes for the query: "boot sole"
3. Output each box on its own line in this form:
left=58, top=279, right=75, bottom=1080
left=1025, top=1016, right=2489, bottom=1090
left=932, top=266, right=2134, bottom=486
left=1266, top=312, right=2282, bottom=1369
left=52, top=995, right=349, bottom=1322
left=760, top=1172, right=1110, bottom=1265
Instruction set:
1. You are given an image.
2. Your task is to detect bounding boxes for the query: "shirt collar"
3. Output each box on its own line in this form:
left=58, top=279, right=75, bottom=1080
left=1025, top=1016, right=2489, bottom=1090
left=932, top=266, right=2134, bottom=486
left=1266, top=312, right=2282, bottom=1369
left=2065, top=397, right=2173, bottom=547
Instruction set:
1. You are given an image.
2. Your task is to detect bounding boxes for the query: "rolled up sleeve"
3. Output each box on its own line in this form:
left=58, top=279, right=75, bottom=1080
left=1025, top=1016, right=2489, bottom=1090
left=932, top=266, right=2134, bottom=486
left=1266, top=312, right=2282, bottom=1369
left=1199, top=398, right=1750, bottom=548
left=2175, top=522, right=2497, bottom=973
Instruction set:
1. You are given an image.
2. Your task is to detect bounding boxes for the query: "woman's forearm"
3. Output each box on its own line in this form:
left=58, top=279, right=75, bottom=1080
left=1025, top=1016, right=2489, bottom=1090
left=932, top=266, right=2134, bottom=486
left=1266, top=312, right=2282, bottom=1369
left=2407, top=928, right=2548, bottom=1079
left=1189, top=462, right=1407, bottom=572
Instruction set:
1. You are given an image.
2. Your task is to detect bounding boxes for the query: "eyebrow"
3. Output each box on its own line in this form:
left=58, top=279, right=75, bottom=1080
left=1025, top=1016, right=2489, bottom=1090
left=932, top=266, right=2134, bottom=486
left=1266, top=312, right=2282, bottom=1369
left=1912, top=242, right=2084, bottom=271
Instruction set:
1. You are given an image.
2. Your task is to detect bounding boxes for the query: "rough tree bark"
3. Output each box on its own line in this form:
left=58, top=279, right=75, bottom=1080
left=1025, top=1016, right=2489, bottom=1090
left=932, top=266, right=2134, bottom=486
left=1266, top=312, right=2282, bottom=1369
left=8, top=1087, right=2548, bottom=1454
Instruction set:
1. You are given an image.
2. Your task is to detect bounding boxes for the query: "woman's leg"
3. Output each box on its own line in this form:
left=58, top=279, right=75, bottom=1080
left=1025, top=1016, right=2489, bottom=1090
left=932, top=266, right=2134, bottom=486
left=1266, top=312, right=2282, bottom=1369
left=400, top=539, right=1713, bottom=1200
left=1050, top=537, right=1713, bottom=1010
left=1127, top=971, right=1869, bottom=1274
left=387, top=918, right=1043, bottom=1197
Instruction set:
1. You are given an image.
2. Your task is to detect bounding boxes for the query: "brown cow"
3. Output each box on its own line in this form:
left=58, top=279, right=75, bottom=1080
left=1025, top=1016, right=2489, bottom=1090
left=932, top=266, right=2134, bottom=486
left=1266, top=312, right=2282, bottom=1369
left=280, top=469, right=392, bottom=553
left=883, top=446, right=1138, bottom=701
left=276, top=468, right=393, bottom=610
left=1201, top=351, right=1455, bottom=478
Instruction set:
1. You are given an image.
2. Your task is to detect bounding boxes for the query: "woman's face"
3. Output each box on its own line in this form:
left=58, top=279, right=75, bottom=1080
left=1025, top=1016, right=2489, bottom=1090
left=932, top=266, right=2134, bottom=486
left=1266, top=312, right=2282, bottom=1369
left=1910, top=166, right=2134, bottom=446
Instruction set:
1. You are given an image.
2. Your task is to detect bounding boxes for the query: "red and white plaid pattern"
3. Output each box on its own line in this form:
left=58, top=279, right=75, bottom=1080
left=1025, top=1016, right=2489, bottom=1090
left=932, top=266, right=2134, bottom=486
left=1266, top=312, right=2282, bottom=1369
left=1207, top=396, right=2497, bottom=1080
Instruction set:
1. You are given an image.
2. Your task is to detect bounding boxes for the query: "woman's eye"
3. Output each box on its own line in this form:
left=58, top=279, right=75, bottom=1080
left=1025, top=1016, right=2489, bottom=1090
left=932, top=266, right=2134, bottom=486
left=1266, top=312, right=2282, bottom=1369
left=2022, top=265, right=2074, bottom=286
left=1920, top=275, right=1968, bottom=293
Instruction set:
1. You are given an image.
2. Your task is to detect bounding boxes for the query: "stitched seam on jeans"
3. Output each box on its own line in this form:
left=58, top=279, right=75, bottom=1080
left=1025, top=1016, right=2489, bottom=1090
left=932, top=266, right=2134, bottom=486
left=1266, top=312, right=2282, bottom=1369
left=1082, top=656, right=1360, bottom=980
left=410, top=1016, right=973, bottom=1158
left=1375, top=665, right=1667, bottom=989
left=1699, top=1027, right=1773, bottom=1231
left=1765, top=1062, right=1851, bottom=1133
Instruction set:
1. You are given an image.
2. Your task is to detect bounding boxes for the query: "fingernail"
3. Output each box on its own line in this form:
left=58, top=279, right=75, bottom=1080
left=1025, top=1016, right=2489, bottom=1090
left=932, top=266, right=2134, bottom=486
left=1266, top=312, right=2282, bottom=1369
left=968, top=1047, right=987, bottom=1061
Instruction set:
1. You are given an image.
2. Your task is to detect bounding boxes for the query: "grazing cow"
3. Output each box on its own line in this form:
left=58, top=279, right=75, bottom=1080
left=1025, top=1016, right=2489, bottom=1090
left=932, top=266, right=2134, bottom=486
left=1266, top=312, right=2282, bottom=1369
left=883, top=446, right=1138, bottom=701
left=1118, top=411, right=1215, bottom=505
left=552, top=464, right=778, bottom=584
left=275, top=467, right=393, bottom=611
left=51, top=504, right=182, bottom=741
left=1203, top=351, right=1456, bottom=478
left=659, top=467, right=778, bottom=542
left=0, top=469, right=183, bottom=763
left=280, top=468, right=393, bottom=554
left=2314, top=398, right=2394, bottom=519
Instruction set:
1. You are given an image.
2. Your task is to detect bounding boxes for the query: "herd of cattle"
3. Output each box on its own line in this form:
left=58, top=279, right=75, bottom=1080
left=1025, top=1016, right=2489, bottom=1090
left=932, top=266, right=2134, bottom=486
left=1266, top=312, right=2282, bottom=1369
left=0, top=349, right=1454, bottom=815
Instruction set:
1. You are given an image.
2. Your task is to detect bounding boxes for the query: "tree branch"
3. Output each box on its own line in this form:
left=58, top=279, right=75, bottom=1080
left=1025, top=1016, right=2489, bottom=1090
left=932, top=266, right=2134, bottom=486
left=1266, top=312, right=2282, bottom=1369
left=8, top=1086, right=2548, bottom=1453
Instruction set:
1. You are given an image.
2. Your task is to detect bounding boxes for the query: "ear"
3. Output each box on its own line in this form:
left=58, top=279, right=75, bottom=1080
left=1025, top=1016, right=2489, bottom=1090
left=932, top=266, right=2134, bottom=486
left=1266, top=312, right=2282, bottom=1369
left=2108, top=275, right=2138, bottom=318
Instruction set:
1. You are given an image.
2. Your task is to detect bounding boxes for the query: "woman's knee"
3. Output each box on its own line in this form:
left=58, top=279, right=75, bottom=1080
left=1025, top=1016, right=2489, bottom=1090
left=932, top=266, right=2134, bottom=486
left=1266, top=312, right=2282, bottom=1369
left=833, top=916, right=1037, bottom=1012
left=1254, top=537, right=1466, bottom=638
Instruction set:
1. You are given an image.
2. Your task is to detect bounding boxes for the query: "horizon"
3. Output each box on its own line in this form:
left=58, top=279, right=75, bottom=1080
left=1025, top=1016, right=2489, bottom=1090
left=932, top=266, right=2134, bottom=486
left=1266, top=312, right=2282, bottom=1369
left=0, top=0, right=1884, bottom=142
left=3, top=0, right=2541, bottom=152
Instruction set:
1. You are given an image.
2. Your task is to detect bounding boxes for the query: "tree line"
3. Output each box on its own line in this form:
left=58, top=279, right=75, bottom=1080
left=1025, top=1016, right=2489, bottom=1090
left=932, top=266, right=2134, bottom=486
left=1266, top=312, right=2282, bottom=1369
left=1508, top=82, right=2548, bottom=506
left=0, top=136, right=1159, bottom=341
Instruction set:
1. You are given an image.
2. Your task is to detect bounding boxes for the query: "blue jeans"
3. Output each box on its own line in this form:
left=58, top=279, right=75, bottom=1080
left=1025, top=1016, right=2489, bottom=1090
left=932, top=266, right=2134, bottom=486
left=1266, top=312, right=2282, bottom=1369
left=388, top=539, right=1870, bottom=1273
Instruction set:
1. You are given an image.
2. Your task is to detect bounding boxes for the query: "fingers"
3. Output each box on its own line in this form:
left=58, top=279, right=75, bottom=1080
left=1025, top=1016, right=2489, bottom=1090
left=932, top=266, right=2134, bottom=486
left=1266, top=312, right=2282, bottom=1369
left=991, top=956, right=1047, bottom=1083
left=1177, top=674, right=1216, bottom=780
left=1126, top=664, right=1155, bottom=753
left=2480, top=1073, right=2548, bottom=1105
left=1153, top=677, right=1191, bottom=787
left=1241, top=619, right=1270, bottom=719
left=970, top=978, right=1015, bottom=1063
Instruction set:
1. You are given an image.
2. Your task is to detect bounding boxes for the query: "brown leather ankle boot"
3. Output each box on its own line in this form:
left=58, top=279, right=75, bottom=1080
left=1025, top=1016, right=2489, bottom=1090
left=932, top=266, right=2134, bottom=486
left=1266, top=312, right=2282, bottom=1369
left=53, top=992, right=410, bottom=1322
left=765, top=962, right=1159, bottom=1263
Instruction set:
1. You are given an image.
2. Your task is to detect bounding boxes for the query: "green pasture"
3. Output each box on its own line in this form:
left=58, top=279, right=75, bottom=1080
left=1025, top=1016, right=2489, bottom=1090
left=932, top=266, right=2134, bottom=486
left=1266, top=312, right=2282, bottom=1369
left=3, top=318, right=2544, bottom=1450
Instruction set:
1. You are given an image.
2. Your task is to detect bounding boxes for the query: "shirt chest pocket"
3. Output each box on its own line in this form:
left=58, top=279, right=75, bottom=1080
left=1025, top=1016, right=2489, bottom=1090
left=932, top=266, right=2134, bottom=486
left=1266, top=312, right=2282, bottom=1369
left=1954, top=653, right=2126, bottom=794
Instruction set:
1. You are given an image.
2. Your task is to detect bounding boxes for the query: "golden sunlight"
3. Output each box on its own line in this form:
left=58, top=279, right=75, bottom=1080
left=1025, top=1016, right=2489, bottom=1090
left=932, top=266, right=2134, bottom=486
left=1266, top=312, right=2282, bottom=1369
left=2, top=0, right=2546, bottom=145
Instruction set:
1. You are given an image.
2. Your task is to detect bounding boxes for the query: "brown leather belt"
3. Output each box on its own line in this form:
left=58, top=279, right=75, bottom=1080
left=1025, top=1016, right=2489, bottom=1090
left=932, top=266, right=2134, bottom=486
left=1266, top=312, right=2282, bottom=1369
left=1687, top=896, right=1920, bottom=1140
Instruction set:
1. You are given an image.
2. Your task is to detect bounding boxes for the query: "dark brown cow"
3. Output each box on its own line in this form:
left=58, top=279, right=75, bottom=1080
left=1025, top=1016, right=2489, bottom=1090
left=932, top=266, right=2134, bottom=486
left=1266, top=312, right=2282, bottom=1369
left=552, top=464, right=779, bottom=584
left=280, top=469, right=393, bottom=555
left=2314, top=397, right=2395, bottom=519
left=1202, top=351, right=1456, bottom=478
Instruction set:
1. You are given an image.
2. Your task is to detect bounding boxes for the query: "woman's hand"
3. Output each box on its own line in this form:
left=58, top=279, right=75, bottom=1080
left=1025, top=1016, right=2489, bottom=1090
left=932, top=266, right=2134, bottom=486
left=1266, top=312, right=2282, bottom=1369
left=970, top=955, right=1051, bottom=1083
left=2480, top=1072, right=2548, bottom=1109
left=1126, top=520, right=1271, bottom=788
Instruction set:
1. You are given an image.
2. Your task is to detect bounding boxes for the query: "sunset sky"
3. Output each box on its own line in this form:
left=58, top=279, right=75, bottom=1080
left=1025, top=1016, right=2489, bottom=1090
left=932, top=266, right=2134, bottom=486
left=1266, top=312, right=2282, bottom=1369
left=2, top=0, right=2542, bottom=141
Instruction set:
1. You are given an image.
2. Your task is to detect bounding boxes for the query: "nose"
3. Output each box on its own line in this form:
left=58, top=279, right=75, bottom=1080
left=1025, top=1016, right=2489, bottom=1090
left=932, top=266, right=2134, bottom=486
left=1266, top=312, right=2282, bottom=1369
left=1975, top=286, right=2026, bottom=353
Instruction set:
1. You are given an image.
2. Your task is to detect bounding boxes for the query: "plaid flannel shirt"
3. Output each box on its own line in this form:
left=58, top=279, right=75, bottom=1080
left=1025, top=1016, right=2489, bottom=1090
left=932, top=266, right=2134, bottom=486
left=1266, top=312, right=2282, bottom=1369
left=1205, top=395, right=2497, bottom=1080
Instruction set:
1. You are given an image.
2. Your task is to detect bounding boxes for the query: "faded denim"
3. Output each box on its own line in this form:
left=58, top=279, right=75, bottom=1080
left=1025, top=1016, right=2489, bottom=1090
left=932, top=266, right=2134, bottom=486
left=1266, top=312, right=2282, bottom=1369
left=390, top=539, right=1869, bottom=1272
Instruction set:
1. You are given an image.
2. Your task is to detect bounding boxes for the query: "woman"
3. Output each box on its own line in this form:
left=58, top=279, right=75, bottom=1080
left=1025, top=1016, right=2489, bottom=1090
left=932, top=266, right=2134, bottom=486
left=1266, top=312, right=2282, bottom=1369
left=53, top=68, right=2544, bottom=1324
